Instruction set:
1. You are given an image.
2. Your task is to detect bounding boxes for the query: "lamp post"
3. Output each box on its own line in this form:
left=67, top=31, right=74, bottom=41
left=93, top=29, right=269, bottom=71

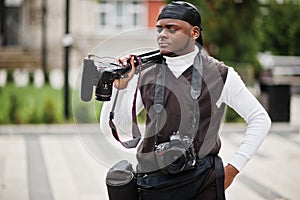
left=63, top=0, right=72, bottom=119
left=42, top=0, right=48, bottom=82
left=0, top=0, right=5, bottom=46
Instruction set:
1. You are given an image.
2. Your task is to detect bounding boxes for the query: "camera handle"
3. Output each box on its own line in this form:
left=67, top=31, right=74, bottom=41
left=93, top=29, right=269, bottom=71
left=130, top=50, right=162, bottom=74
left=108, top=50, right=162, bottom=79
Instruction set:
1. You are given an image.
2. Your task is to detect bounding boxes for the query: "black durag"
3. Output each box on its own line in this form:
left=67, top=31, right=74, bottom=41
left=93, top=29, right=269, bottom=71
left=157, top=1, right=203, bottom=46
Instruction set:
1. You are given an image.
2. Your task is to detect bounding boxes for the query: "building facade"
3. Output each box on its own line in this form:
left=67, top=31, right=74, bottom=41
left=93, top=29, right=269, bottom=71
left=0, top=0, right=164, bottom=75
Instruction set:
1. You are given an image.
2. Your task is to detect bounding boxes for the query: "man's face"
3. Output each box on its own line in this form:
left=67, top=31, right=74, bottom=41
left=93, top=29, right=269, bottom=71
left=156, top=19, right=199, bottom=56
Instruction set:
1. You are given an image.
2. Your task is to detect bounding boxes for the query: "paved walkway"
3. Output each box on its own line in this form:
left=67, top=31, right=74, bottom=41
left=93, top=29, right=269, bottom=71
left=0, top=123, right=299, bottom=200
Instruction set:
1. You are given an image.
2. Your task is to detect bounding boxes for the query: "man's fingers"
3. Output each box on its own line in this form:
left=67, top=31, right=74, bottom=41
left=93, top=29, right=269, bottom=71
left=118, top=55, right=131, bottom=66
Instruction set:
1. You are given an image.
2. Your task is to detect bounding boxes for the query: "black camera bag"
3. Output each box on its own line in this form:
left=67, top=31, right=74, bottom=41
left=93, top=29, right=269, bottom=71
left=106, top=160, right=138, bottom=200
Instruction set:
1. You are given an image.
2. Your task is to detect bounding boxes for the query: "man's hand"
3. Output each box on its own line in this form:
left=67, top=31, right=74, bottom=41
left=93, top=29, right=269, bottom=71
left=224, top=164, right=239, bottom=190
left=114, top=56, right=136, bottom=89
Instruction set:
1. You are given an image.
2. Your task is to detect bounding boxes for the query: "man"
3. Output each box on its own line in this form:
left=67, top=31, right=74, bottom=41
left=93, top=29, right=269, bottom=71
left=100, top=1, right=271, bottom=199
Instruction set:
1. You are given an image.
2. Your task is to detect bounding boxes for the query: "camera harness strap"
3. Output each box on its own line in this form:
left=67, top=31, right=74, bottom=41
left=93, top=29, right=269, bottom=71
left=153, top=54, right=202, bottom=142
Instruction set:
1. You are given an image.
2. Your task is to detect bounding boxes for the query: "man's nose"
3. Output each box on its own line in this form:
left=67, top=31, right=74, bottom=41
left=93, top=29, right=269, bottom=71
left=157, top=28, right=168, bottom=38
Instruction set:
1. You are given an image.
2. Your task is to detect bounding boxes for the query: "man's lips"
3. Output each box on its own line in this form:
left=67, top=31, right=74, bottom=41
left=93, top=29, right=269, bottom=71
left=158, top=42, right=170, bottom=48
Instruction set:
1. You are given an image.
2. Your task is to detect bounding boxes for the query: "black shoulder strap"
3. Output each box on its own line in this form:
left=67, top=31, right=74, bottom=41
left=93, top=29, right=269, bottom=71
left=153, top=61, right=167, bottom=136
left=153, top=54, right=203, bottom=145
left=108, top=66, right=143, bottom=148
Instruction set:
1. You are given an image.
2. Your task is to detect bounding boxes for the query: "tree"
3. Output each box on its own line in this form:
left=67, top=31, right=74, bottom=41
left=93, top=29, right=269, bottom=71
left=165, top=0, right=262, bottom=74
left=258, top=0, right=300, bottom=56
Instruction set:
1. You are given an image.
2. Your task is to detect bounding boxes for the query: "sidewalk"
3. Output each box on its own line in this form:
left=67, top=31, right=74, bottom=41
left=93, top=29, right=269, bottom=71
left=0, top=123, right=299, bottom=200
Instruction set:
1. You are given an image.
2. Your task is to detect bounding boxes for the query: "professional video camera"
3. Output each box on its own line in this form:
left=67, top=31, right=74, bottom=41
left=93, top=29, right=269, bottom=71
left=81, top=50, right=162, bottom=102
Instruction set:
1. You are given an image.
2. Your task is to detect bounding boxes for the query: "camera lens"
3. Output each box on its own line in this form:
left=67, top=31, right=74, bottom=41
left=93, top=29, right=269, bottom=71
left=95, top=69, right=113, bottom=102
left=163, top=149, right=187, bottom=174
left=95, top=83, right=113, bottom=101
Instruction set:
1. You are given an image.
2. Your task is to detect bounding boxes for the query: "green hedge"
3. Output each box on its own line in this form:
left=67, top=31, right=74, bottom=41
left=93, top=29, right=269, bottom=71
left=0, top=84, right=242, bottom=124
left=0, top=84, right=65, bottom=124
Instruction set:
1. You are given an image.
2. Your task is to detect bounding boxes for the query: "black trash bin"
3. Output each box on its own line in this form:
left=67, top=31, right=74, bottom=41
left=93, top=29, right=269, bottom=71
left=267, top=84, right=290, bottom=122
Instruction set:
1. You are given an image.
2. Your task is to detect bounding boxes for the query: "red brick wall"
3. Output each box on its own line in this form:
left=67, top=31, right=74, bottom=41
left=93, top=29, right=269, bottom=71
left=146, top=0, right=165, bottom=27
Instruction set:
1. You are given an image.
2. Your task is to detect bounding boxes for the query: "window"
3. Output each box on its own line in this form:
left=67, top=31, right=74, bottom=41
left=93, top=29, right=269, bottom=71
left=116, top=1, right=123, bottom=29
left=98, top=0, right=146, bottom=33
left=0, top=5, right=20, bottom=46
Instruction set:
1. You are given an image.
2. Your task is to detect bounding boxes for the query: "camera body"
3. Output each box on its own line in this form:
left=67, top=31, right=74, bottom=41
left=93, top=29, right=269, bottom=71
left=94, top=67, right=126, bottom=101
left=156, top=131, right=197, bottom=174
left=81, top=57, right=131, bottom=102
left=81, top=50, right=162, bottom=102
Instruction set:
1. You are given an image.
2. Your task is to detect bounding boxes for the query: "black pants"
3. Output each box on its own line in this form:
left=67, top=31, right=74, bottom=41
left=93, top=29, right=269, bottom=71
left=137, top=155, right=225, bottom=200
left=195, top=167, right=218, bottom=199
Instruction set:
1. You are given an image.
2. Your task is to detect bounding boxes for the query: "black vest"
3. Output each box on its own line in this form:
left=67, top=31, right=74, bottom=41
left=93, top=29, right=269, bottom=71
left=137, top=53, right=228, bottom=173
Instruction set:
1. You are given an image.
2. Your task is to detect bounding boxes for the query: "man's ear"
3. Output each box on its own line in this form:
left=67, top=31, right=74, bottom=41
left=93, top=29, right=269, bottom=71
left=191, top=26, right=200, bottom=40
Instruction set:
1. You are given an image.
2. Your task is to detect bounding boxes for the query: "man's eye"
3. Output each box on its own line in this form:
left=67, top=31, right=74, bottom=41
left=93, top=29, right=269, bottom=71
left=156, top=27, right=163, bottom=33
left=168, top=29, right=177, bottom=33
left=156, top=27, right=177, bottom=34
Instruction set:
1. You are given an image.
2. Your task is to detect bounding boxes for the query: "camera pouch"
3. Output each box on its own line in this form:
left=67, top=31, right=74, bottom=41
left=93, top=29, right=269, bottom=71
left=106, top=160, right=139, bottom=200
left=137, top=156, right=213, bottom=200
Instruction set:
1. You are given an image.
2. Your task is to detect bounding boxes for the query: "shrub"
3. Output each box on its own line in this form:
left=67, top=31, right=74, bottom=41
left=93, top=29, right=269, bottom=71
left=225, top=107, right=243, bottom=123
left=28, top=106, right=42, bottom=124
left=8, top=94, right=22, bottom=124
left=43, top=96, right=58, bottom=123
left=0, top=83, right=65, bottom=124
